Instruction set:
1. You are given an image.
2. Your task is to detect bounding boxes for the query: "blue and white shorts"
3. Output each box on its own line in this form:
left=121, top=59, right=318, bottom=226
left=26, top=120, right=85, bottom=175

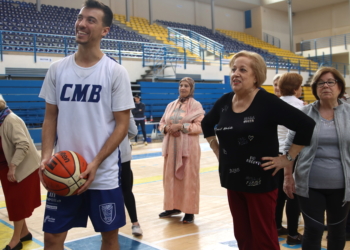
left=43, top=187, right=125, bottom=233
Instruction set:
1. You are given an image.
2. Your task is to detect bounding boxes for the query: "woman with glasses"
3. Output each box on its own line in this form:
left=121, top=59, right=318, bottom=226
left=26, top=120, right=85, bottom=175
left=284, top=67, right=350, bottom=250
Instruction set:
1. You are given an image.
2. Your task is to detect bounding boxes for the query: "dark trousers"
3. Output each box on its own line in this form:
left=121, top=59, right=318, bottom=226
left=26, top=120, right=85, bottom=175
left=298, top=188, right=350, bottom=250
left=227, top=189, right=280, bottom=250
left=135, top=119, right=146, bottom=142
left=121, top=161, right=138, bottom=223
left=275, top=171, right=301, bottom=235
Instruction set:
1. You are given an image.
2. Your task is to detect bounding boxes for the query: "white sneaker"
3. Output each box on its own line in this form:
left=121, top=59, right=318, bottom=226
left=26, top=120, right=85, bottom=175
left=132, top=225, right=143, bottom=236
left=144, top=141, right=148, bottom=146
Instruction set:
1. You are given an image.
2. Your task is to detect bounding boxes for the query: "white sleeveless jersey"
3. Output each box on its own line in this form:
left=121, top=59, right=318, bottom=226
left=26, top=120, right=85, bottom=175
left=39, top=54, right=135, bottom=190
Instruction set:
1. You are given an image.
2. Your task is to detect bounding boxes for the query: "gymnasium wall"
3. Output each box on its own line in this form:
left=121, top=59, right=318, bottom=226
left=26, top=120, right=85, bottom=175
left=19, top=0, right=245, bottom=32
left=0, top=54, right=325, bottom=86
left=261, top=7, right=290, bottom=51
left=293, top=2, right=350, bottom=44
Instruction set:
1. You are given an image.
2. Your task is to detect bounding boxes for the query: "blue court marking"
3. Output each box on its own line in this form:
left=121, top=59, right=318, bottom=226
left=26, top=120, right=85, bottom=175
left=131, top=143, right=212, bottom=160
left=279, top=237, right=285, bottom=242
left=281, top=243, right=301, bottom=249
left=65, top=234, right=160, bottom=250
left=0, top=219, right=44, bottom=247
left=221, top=240, right=238, bottom=247
left=132, top=152, right=162, bottom=160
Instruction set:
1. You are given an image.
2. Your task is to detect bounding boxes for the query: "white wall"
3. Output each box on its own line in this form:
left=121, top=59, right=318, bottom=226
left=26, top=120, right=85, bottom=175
left=244, top=7, right=263, bottom=40
left=293, top=2, right=350, bottom=44
left=1, top=54, right=338, bottom=87
left=261, top=7, right=290, bottom=51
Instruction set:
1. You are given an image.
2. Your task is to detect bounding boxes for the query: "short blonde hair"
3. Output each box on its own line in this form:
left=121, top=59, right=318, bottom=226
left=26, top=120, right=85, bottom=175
left=0, top=95, right=6, bottom=110
left=229, top=51, right=267, bottom=87
left=279, top=73, right=303, bottom=96
left=273, top=74, right=282, bottom=83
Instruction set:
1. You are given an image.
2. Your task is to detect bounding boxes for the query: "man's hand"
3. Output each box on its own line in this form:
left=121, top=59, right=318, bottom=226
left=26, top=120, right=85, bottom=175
left=77, top=161, right=98, bottom=195
left=39, top=158, right=50, bottom=188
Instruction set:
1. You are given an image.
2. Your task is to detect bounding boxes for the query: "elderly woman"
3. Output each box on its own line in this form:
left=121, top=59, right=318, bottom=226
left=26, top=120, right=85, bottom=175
left=273, top=74, right=282, bottom=97
left=201, top=51, right=315, bottom=250
left=158, top=77, right=205, bottom=224
left=275, top=73, right=304, bottom=244
left=284, top=67, right=350, bottom=250
left=0, top=95, right=41, bottom=250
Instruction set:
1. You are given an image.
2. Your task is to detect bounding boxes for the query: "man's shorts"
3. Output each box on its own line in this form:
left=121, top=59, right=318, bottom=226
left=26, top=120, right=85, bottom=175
left=43, top=187, right=126, bottom=233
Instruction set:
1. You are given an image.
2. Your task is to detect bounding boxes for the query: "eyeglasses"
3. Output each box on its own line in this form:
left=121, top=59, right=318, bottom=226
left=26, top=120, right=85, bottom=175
left=316, top=79, right=337, bottom=88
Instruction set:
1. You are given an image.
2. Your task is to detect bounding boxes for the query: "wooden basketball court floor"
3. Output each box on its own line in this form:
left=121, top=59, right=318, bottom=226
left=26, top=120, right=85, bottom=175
left=0, top=135, right=347, bottom=250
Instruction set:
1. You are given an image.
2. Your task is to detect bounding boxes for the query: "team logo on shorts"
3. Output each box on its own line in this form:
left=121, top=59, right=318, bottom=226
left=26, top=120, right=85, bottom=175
left=99, top=203, right=116, bottom=225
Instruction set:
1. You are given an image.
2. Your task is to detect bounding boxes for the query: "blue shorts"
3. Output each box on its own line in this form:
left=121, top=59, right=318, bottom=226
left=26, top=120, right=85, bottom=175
left=43, top=187, right=126, bottom=233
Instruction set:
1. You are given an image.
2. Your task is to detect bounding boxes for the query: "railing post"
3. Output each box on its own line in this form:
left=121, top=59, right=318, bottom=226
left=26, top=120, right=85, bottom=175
left=275, top=56, right=278, bottom=74
left=142, top=44, right=145, bottom=67
left=220, top=51, right=222, bottom=71
left=184, top=48, right=187, bottom=70
left=345, top=34, right=347, bottom=50
left=330, top=38, right=332, bottom=65
left=182, top=37, right=185, bottom=49
left=190, top=39, right=193, bottom=53
left=64, top=36, right=67, bottom=57
left=308, top=55, right=311, bottom=76
left=34, top=34, right=37, bottom=63
left=164, top=46, right=167, bottom=65
left=0, top=31, right=3, bottom=62
left=272, top=36, right=274, bottom=47
left=118, top=41, right=122, bottom=64
left=288, top=59, right=291, bottom=72
left=300, top=41, right=303, bottom=56
left=202, top=49, right=205, bottom=70
left=314, top=40, right=317, bottom=58
left=322, top=52, right=325, bottom=65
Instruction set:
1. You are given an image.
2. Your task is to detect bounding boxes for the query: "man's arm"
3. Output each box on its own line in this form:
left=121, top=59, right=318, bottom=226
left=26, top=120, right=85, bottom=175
left=39, top=103, right=58, bottom=188
left=78, top=109, right=130, bottom=194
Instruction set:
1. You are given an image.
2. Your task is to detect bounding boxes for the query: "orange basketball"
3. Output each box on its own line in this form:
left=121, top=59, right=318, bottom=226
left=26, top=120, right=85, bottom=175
left=43, top=150, right=88, bottom=196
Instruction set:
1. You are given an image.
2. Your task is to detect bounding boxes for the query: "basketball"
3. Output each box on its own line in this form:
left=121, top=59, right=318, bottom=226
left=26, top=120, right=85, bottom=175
left=43, top=151, right=88, bottom=196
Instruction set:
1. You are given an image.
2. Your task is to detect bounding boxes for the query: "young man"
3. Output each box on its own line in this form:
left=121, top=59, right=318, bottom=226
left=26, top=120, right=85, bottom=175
left=131, top=95, right=147, bottom=145
left=38, top=1, right=134, bottom=249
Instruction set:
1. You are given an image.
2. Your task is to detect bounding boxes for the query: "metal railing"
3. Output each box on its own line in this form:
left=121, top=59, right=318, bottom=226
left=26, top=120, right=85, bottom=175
left=300, top=33, right=350, bottom=53
left=168, top=27, right=224, bottom=57
left=263, top=33, right=281, bottom=48
left=1, top=30, right=349, bottom=77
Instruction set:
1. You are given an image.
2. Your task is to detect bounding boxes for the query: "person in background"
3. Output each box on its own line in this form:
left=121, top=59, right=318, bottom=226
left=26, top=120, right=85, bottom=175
left=273, top=74, right=282, bottom=98
left=284, top=67, right=350, bottom=250
left=275, top=73, right=304, bottom=245
left=132, top=95, right=147, bottom=146
left=201, top=51, right=315, bottom=250
left=158, top=77, right=205, bottom=224
left=120, top=112, right=143, bottom=236
left=0, top=95, right=41, bottom=250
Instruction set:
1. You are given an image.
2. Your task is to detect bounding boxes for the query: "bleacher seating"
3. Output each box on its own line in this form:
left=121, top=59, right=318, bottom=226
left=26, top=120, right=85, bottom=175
left=0, top=0, right=149, bottom=55
left=217, top=29, right=319, bottom=71
left=114, top=14, right=201, bottom=60
left=0, top=79, right=45, bottom=129
left=139, top=81, right=231, bottom=120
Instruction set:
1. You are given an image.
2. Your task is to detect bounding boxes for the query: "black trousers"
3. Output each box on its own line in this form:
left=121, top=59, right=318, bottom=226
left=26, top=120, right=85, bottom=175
left=121, top=161, right=138, bottom=223
left=275, top=171, right=301, bottom=236
left=135, top=120, right=147, bottom=142
left=298, top=188, right=350, bottom=250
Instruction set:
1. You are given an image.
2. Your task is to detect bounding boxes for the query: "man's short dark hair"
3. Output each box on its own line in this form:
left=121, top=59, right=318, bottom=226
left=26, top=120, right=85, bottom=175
left=83, top=0, right=113, bottom=27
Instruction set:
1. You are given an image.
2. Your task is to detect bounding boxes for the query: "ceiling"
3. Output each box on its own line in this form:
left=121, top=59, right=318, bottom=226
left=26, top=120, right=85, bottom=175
left=184, top=0, right=348, bottom=12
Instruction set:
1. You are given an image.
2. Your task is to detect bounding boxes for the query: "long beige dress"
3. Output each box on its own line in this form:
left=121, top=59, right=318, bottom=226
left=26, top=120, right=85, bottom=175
left=159, top=98, right=204, bottom=214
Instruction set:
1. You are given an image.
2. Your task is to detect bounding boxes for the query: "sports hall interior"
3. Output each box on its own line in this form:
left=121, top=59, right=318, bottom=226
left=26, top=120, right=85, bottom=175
left=0, top=0, right=350, bottom=249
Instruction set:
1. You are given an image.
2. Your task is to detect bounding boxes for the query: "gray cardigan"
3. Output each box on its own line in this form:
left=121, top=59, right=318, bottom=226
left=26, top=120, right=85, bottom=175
left=284, top=100, right=350, bottom=202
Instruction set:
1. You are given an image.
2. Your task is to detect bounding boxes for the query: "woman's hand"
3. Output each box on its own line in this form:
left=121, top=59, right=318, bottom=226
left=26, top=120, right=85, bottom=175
left=167, top=123, right=182, bottom=134
left=283, top=174, right=296, bottom=199
left=7, top=163, right=17, bottom=182
left=261, top=155, right=294, bottom=176
left=172, top=131, right=181, bottom=137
